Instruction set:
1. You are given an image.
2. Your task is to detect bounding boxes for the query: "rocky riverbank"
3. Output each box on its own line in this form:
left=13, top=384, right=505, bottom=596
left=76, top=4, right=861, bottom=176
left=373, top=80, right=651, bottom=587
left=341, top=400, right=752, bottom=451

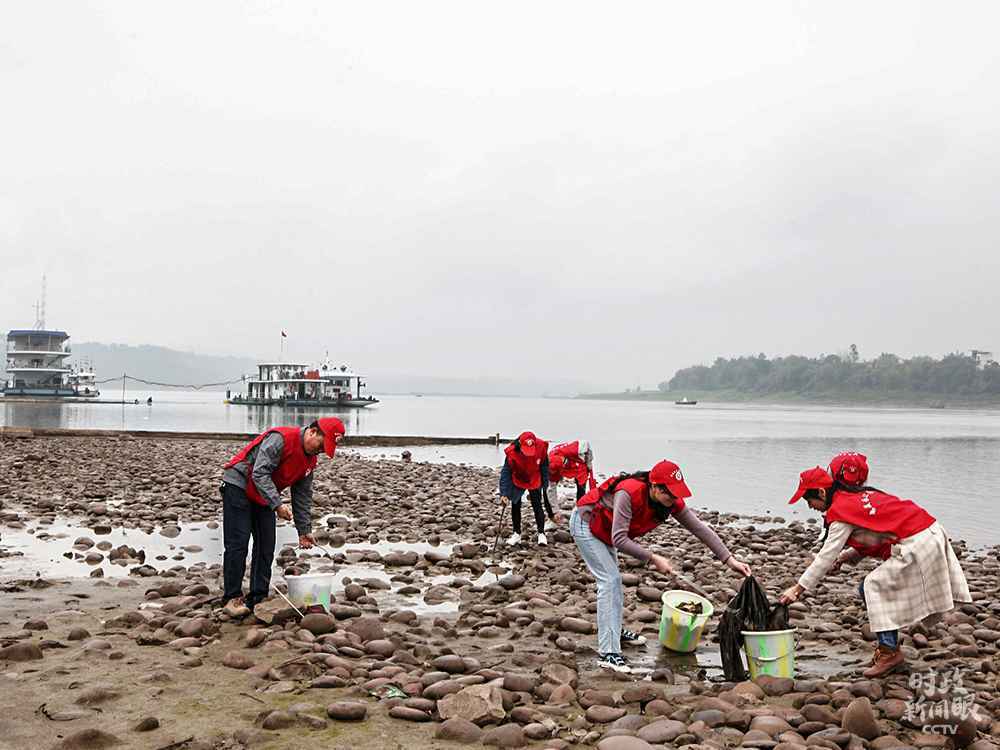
left=1, top=435, right=998, bottom=750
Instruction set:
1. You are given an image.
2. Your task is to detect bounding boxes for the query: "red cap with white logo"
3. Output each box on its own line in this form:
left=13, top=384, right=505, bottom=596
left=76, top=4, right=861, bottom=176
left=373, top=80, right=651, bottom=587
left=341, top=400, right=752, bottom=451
left=829, top=452, right=869, bottom=485
left=649, top=460, right=692, bottom=499
left=517, top=431, right=540, bottom=457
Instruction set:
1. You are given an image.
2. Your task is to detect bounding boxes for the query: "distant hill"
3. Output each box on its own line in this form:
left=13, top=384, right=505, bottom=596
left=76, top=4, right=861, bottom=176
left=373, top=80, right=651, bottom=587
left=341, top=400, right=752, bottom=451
left=68, top=343, right=258, bottom=391
left=579, top=350, right=1000, bottom=406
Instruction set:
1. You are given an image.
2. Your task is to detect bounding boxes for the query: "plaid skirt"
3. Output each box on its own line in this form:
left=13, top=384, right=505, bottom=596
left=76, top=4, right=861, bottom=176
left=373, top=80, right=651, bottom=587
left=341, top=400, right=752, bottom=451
left=862, top=522, right=972, bottom=633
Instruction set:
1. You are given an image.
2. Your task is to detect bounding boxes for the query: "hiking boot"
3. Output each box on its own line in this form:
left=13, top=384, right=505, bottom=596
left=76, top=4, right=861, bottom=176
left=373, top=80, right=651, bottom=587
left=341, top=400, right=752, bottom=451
left=537, top=533, right=548, bottom=546
left=621, top=628, right=647, bottom=646
left=598, top=652, right=631, bottom=674
left=505, top=533, right=522, bottom=547
left=863, top=644, right=905, bottom=678
left=223, top=597, right=251, bottom=619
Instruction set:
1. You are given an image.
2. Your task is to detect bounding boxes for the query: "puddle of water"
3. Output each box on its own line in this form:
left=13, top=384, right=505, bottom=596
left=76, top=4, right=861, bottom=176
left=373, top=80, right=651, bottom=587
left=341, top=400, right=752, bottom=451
left=0, top=515, right=467, bottom=616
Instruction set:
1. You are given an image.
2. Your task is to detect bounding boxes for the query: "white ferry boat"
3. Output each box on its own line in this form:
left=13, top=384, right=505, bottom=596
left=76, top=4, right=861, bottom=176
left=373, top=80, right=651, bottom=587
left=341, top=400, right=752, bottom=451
left=226, top=353, right=378, bottom=408
left=3, top=330, right=102, bottom=399
left=67, top=362, right=101, bottom=398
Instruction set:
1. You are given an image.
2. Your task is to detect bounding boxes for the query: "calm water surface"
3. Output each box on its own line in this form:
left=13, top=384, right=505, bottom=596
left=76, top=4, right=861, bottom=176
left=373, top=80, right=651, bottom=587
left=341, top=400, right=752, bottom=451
left=3, top=393, right=999, bottom=546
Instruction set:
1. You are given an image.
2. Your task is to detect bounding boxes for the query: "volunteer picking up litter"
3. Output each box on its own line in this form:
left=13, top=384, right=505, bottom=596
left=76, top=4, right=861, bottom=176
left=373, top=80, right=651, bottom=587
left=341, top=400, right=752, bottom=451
left=499, top=431, right=555, bottom=546
left=571, top=460, right=752, bottom=674
left=219, top=417, right=345, bottom=618
left=548, top=439, right=597, bottom=518
left=781, top=461, right=972, bottom=678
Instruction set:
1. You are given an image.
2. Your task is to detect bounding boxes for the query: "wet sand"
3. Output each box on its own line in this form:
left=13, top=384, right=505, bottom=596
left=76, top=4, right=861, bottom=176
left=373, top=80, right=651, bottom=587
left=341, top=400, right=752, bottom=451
left=1, top=435, right=998, bottom=750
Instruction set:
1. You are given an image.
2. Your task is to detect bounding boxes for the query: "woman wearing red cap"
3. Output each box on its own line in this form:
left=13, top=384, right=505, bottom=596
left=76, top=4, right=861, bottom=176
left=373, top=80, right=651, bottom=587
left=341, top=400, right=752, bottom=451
left=499, top=431, right=556, bottom=546
left=219, top=417, right=345, bottom=618
left=571, top=460, right=752, bottom=674
left=780, top=464, right=971, bottom=678
left=548, top=439, right=597, bottom=516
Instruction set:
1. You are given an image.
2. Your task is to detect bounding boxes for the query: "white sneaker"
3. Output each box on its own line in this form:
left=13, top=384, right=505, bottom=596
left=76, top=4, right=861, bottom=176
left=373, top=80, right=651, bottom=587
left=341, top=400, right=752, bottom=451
left=598, top=653, right=631, bottom=674
left=544, top=519, right=557, bottom=532
left=537, top=533, right=548, bottom=546
left=505, top=533, right=521, bottom=547
left=621, top=628, right=647, bottom=646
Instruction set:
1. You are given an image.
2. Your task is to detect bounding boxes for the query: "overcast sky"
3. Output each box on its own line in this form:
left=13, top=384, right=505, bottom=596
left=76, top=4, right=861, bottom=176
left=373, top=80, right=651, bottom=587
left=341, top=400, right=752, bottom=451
left=2, top=1, right=998, bottom=388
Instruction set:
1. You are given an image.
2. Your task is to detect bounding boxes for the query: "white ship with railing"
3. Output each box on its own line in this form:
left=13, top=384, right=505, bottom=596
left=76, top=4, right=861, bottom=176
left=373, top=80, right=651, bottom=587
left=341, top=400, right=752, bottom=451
left=225, top=353, right=378, bottom=408
left=3, top=329, right=102, bottom=399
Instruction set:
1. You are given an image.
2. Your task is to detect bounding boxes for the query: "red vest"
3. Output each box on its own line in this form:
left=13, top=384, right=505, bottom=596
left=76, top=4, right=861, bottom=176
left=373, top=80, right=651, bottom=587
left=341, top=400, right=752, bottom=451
left=225, top=426, right=317, bottom=506
left=550, top=441, right=594, bottom=488
left=505, top=439, right=549, bottom=490
left=576, top=476, right=685, bottom=546
left=825, top=489, right=935, bottom=558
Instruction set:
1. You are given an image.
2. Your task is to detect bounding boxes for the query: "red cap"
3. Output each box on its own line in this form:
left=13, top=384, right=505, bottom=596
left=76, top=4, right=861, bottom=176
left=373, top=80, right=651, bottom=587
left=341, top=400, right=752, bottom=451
left=317, top=417, right=345, bottom=458
left=517, top=431, right=540, bottom=457
left=788, top=466, right=833, bottom=504
left=649, top=460, right=692, bottom=499
left=829, top=452, right=868, bottom=486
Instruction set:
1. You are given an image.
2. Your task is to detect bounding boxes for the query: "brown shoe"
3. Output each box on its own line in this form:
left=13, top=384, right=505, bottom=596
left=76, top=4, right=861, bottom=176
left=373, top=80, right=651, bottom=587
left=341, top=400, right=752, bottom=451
left=223, top=597, right=251, bottom=619
left=863, top=644, right=905, bottom=678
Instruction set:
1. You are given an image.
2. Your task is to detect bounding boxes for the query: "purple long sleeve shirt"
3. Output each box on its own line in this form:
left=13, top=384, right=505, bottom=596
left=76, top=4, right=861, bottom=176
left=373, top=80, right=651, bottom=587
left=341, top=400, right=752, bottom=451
left=581, top=490, right=732, bottom=563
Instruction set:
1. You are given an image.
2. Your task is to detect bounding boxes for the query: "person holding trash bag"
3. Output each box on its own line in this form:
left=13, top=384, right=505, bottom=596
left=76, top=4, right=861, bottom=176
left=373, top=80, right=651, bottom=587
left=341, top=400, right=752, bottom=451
left=548, top=439, right=597, bottom=512
left=499, top=431, right=554, bottom=547
left=570, top=459, right=753, bottom=674
left=780, top=466, right=972, bottom=678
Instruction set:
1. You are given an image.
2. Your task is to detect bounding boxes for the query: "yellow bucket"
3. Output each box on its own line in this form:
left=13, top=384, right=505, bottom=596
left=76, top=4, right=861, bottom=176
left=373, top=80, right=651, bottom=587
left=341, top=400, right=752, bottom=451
left=741, top=628, right=797, bottom=678
left=658, top=590, right=714, bottom=653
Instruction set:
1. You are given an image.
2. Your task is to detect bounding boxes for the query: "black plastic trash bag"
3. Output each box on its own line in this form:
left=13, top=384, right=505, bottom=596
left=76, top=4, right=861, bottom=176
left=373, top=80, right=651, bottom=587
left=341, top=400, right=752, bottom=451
left=718, top=575, right=774, bottom=681
left=767, top=602, right=789, bottom=631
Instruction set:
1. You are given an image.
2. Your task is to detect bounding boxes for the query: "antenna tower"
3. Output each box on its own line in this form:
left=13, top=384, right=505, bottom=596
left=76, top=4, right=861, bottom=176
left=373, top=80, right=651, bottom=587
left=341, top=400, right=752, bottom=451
left=34, top=274, right=47, bottom=330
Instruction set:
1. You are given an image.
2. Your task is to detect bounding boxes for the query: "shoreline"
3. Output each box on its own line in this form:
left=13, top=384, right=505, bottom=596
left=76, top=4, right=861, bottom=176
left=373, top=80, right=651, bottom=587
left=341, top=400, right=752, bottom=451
left=577, top=389, right=1000, bottom=409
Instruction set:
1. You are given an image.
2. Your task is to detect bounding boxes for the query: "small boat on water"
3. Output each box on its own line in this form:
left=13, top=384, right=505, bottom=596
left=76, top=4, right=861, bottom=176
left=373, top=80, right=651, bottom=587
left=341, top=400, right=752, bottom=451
left=226, top=353, right=378, bottom=408
left=674, top=396, right=698, bottom=406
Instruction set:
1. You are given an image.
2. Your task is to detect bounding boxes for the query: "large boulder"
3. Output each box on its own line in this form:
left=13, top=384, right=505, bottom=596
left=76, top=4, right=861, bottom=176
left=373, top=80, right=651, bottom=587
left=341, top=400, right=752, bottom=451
left=346, top=616, right=385, bottom=642
left=437, top=685, right=506, bottom=726
left=842, top=697, right=881, bottom=740
left=0, top=642, right=43, bottom=661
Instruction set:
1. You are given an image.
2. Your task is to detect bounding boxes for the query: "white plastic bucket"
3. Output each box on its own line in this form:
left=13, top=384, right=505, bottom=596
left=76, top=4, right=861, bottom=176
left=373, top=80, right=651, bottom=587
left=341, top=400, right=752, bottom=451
left=659, top=590, right=714, bottom=653
left=741, top=628, right=797, bottom=678
left=285, top=573, right=334, bottom=612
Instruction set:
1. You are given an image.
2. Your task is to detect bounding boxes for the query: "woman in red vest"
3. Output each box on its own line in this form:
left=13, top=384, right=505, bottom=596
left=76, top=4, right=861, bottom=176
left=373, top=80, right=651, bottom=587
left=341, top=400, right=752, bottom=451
left=219, top=417, right=345, bottom=618
left=781, top=466, right=972, bottom=677
left=499, top=431, right=554, bottom=547
left=571, top=460, right=752, bottom=674
left=548, top=439, right=597, bottom=515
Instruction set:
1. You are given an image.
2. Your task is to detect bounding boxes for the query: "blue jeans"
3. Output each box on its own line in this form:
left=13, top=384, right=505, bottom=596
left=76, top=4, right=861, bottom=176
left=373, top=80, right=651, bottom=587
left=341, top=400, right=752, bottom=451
left=222, top=482, right=276, bottom=607
left=858, top=580, right=898, bottom=649
left=570, top=508, right=622, bottom=655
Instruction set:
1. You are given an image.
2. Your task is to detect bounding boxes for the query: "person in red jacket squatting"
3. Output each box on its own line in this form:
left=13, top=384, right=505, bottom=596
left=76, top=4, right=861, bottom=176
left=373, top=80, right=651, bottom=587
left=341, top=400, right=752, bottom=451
left=547, top=440, right=597, bottom=531
left=499, top=431, right=554, bottom=547
left=571, top=460, right=753, bottom=674
left=780, top=465, right=972, bottom=678
left=219, top=417, right=346, bottom=618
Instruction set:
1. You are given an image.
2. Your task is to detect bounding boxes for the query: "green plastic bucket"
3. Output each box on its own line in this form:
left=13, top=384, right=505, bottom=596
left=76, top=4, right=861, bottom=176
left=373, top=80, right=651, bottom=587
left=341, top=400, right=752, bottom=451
left=658, top=590, right=714, bottom=653
left=741, top=628, right=797, bottom=678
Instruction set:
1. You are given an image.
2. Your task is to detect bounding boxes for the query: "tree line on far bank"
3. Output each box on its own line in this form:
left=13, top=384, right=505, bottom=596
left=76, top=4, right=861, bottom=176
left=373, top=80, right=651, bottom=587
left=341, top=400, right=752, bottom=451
left=660, top=350, right=1000, bottom=397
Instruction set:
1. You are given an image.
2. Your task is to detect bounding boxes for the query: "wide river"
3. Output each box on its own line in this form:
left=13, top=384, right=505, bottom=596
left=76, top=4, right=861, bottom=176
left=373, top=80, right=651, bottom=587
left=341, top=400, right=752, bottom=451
left=3, top=392, right=999, bottom=546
